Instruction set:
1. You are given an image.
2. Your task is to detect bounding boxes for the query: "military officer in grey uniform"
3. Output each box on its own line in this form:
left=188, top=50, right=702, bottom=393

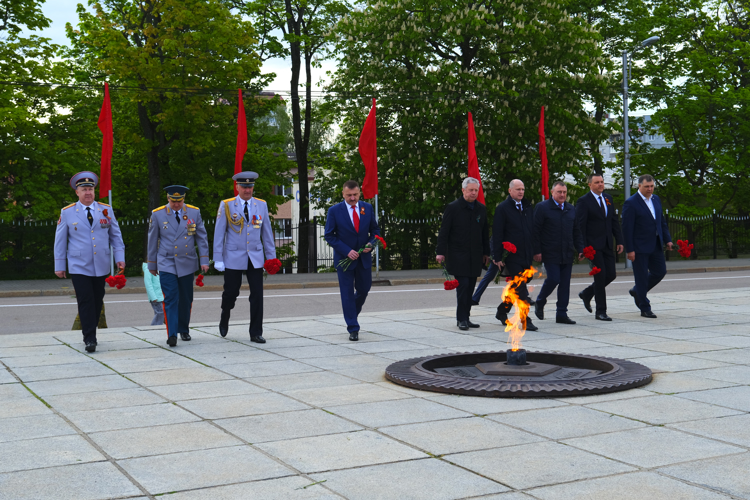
left=54, top=171, right=125, bottom=352
left=213, top=172, right=276, bottom=343
left=148, top=186, right=210, bottom=347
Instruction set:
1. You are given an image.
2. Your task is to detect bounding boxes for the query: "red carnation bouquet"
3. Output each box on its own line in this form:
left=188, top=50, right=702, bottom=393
left=676, top=240, right=694, bottom=258
left=338, top=235, right=387, bottom=272
left=263, top=258, right=283, bottom=279
left=494, top=241, right=517, bottom=284
left=589, top=266, right=601, bottom=276
left=441, top=264, right=459, bottom=291
left=582, top=246, right=596, bottom=260
left=195, top=274, right=204, bottom=287
left=105, top=270, right=127, bottom=289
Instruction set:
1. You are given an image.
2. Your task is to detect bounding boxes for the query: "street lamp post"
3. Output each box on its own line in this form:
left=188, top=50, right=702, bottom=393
left=622, top=35, right=659, bottom=268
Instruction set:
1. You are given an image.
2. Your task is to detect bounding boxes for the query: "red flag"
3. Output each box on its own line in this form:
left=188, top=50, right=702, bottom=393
left=467, top=112, right=486, bottom=205
left=234, top=89, right=248, bottom=196
left=97, top=82, right=113, bottom=199
left=359, top=99, right=378, bottom=199
left=539, top=106, right=549, bottom=200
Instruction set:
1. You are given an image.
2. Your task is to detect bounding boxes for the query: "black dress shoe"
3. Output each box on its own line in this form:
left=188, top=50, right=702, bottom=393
left=85, top=342, right=97, bottom=353
left=179, top=332, right=191, bottom=341
left=556, top=316, right=577, bottom=324
left=595, top=313, right=612, bottom=321
left=629, top=288, right=640, bottom=308
left=219, top=326, right=228, bottom=338
left=495, top=309, right=508, bottom=325
left=471, top=299, right=479, bottom=306
left=534, top=301, right=544, bottom=320
left=641, top=311, right=657, bottom=318
left=457, top=320, right=480, bottom=328
left=579, top=292, right=592, bottom=313
left=219, top=309, right=230, bottom=338
left=525, top=318, right=539, bottom=331
left=167, top=336, right=177, bottom=347
left=349, top=332, right=359, bottom=341
left=458, top=321, right=469, bottom=331
left=528, top=299, right=536, bottom=306
left=251, top=335, right=266, bottom=343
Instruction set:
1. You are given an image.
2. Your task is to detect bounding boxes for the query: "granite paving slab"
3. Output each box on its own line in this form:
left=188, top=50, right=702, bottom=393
left=125, top=366, right=233, bottom=386
left=178, top=392, right=310, bottom=419
left=0, top=434, right=105, bottom=473
left=215, top=409, right=362, bottom=444
left=159, top=475, right=341, bottom=499
left=329, top=398, right=470, bottom=428
left=252, top=371, right=361, bottom=392
left=642, top=372, right=738, bottom=394
left=63, top=402, right=201, bottom=433
left=10, top=361, right=114, bottom=382
left=24, top=374, right=138, bottom=397
left=676, top=385, right=750, bottom=411
left=0, top=413, right=76, bottom=443
left=219, top=359, right=322, bottom=378
left=283, top=383, right=411, bottom=408
left=659, top=453, right=750, bottom=499
left=584, top=394, right=742, bottom=425
left=148, top=379, right=266, bottom=401
left=43, top=387, right=166, bottom=412
left=669, top=414, right=750, bottom=448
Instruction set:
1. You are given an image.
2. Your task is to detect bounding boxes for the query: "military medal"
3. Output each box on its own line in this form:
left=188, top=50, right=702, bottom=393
left=187, top=219, right=196, bottom=235
left=183, top=215, right=188, bottom=220
left=100, top=218, right=110, bottom=229
left=252, top=214, right=261, bottom=229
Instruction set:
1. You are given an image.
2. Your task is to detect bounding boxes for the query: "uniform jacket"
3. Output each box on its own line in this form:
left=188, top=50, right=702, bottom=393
left=532, top=199, right=584, bottom=265
left=213, top=196, right=276, bottom=270
left=142, top=262, right=164, bottom=302
left=436, top=197, right=490, bottom=278
left=492, top=197, right=534, bottom=265
left=54, top=201, right=125, bottom=276
left=148, top=204, right=209, bottom=277
left=621, top=193, right=672, bottom=254
left=324, top=201, right=380, bottom=270
left=575, top=192, right=623, bottom=251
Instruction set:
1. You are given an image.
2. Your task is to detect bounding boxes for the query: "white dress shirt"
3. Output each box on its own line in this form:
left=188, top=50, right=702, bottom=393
left=591, top=191, right=607, bottom=216
left=346, top=201, right=360, bottom=228
left=638, top=191, right=656, bottom=219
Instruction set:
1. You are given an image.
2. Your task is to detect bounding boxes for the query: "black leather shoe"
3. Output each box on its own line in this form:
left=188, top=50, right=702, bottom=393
left=471, top=299, right=479, bottom=306
left=556, top=316, right=577, bottom=324
left=85, top=342, right=96, bottom=353
left=251, top=335, right=266, bottom=343
left=349, top=332, right=359, bottom=341
left=219, top=310, right=230, bottom=338
left=595, top=313, right=612, bottom=321
left=528, top=299, right=536, bottom=306
left=579, top=292, right=592, bottom=313
left=167, top=336, right=177, bottom=347
left=629, top=288, right=639, bottom=308
left=458, top=321, right=469, bottom=331
left=534, top=301, right=544, bottom=320
left=495, top=309, right=508, bottom=325
left=641, top=311, right=657, bottom=319
left=525, top=318, right=539, bottom=331
left=458, top=320, right=480, bottom=328
left=179, top=332, right=191, bottom=341
left=219, top=326, right=228, bottom=338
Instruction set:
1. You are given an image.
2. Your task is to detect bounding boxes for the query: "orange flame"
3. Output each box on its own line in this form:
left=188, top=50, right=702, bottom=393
left=500, top=267, right=541, bottom=351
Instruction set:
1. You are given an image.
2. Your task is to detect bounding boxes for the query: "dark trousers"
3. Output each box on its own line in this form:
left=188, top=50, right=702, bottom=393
left=455, top=275, right=478, bottom=322
left=221, top=259, right=264, bottom=336
left=633, top=238, right=667, bottom=312
left=71, top=274, right=106, bottom=344
left=160, top=272, right=194, bottom=338
left=471, top=262, right=499, bottom=304
left=498, top=262, right=532, bottom=314
left=336, top=264, right=372, bottom=333
left=580, top=248, right=616, bottom=314
left=536, top=262, right=573, bottom=318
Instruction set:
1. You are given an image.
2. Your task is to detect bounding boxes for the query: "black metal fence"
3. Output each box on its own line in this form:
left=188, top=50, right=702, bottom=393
left=665, top=213, right=750, bottom=260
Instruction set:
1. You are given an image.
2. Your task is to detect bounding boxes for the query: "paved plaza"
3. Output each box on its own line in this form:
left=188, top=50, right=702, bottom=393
left=1, top=285, right=749, bottom=499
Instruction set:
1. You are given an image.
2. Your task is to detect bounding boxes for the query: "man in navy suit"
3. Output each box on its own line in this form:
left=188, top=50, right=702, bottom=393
left=621, top=174, right=674, bottom=318
left=324, top=180, right=381, bottom=340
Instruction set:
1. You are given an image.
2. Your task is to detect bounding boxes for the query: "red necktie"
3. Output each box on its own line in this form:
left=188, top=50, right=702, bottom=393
left=352, top=205, right=360, bottom=233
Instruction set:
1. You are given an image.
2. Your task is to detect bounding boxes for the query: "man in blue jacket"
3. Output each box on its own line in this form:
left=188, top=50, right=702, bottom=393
left=622, top=174, right=674, bottom=318
left=532, top=182, right=584, bottom=324
left=324, top=180, right=380, bottom=341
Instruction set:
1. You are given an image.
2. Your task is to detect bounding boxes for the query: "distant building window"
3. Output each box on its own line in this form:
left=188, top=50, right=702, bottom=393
left=275, top=219, right=292, bottom=239
left=274, top=178, right=293, bottom=196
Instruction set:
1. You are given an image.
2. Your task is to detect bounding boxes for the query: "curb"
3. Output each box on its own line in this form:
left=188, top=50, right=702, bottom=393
left=1, top=265, right=748, bottom=299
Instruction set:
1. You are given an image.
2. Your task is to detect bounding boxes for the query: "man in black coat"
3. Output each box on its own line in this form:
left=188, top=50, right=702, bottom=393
left=492, top=179, right=538, bottom=331
left=533, top=182, right=584, bottom=324
left=436, top=177, right=490, bottom=331
left=575, top=173, right=624, bottom=321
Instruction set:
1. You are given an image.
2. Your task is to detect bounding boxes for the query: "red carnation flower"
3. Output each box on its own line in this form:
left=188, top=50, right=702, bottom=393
left=374, top=235, right=387, bottom=249
left=443, top=279, right=459, bottom=291
left=264, top=258, right=283, bottom=275
left=589, top=266, right=601, bottom=276
left=195, top=274, right=204, bottom=287
left=502, top=241, right=517, bottom=254
left=583, top=246, right=596, bottom=260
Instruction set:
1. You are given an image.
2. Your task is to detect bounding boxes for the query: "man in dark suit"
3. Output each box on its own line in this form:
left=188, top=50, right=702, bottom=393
left=576, top=173, right=624, bottom=321
left=532, top=182, right=584, bottom=324
left=436, top=177, right=490, bottom=331
left=492, top=179, right=538, bottom=331
left=324, top=180, right=381, bottom=340
left=621, top=174, right=674, bottom=318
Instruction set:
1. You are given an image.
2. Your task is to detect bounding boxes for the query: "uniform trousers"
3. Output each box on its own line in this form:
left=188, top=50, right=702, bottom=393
left=580, top=248, right=616, bottom=314
left=632, top=237, right=667, bottom=313
left=497, top=262, right=533, bottom=314
left=221, top=258, right=264, bottom=336
left=536, top=262, right=573, bottom=318
left=160, top=272, right=193, bottom=338
left=336, top=263, right=372, bottom=333
left=455, top=275, right=478, bottom=322
left=71, top=274, right=106, bottom=344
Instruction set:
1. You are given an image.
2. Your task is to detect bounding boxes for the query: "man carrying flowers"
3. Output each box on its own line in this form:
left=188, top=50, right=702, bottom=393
left=324, top=180, right=381, bottom=341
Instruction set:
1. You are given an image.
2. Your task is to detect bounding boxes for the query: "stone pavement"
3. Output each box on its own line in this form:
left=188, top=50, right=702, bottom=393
left=2, top=257, right=749, bottom=297
left=1, top=286, right=750, bottom=499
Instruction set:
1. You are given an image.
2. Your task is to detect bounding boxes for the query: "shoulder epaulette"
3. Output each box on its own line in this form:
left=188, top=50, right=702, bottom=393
left=223, top=197, right=235, bottom=204
left=254, top=197, right=266, bottom=203
left=99, top=202, right=110, bottom=207
left=62, top=203, right=75, bottom=210
left=185, top=204, right=198, bottom=210
left=152, top=205, right=166, bottom=213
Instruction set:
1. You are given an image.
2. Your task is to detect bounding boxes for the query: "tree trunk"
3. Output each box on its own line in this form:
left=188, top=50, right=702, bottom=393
left=592, top=104, right=605, bottom=176
left=138, top=102, right=161, bottom=211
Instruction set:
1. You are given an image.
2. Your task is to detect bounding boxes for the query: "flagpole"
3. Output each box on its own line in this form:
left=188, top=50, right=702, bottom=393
left=375, top=194, right=379, bottom=277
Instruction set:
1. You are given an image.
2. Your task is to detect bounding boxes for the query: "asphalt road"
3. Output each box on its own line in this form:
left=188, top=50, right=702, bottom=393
left=1, top=271, right=749, bottom=335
